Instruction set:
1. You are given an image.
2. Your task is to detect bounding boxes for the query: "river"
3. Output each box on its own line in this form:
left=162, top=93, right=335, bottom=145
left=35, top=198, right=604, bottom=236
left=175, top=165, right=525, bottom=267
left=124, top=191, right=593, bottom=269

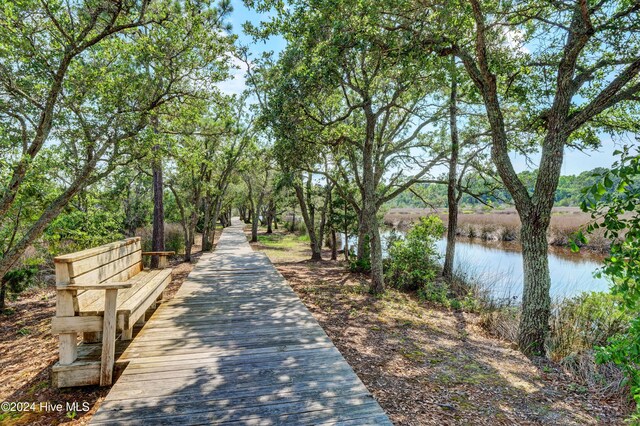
left=345, top=230, right=611, bottom=301
left=432, top=238, right=610, bottom=300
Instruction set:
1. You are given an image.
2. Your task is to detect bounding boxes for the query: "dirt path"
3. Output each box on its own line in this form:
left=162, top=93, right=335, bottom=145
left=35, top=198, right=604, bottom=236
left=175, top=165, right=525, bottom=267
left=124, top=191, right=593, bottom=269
left=251, top=230, right=628, bottom=425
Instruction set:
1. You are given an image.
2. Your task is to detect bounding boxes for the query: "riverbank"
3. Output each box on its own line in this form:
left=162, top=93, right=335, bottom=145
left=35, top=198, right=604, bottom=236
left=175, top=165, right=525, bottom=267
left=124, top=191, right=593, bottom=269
left=250, top=228, right=630, bottom=425
left=384, top=207, right=610, bottom=252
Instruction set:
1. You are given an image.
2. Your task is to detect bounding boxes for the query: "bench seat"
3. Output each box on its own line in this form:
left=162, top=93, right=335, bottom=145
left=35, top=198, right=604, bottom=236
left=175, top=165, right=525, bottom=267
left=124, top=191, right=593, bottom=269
left=78, top=268, right=171, bottom=330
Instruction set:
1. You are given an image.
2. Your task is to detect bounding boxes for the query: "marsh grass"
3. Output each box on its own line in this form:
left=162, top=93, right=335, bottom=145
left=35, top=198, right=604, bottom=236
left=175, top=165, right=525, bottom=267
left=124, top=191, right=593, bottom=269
left=448, top=261, right=632, bottom=403
left=137, top=222, right=185, bottom=254
left=384, top=207, right=611, bottom=251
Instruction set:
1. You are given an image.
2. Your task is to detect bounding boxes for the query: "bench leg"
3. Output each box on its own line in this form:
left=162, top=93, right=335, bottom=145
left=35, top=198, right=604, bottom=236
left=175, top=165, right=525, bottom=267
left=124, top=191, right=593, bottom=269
left=136, top=315, right=146, bottom=326
left=57, top=291, right=77, bottom=365
left=100, top=289, right=118, bottom=386
left=158, top=255, right=169, bottom=269
left=122, top=327, right=133, bottom=341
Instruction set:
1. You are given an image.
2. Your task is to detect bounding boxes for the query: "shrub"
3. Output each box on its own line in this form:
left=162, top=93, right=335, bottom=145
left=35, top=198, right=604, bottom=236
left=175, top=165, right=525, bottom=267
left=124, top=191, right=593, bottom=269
left=45, top=207, right=124, bottom=254
left=547, top=292, right=632, bottom=362
left=284, top=220, right=307, bottom=234
left=138, top=223, right=185, bottom=254
left=417, top=281, right=449, bottom=304
left=384, top=216, right=444, bottom=292
left=1, top=261, right=40, bottom=310
left=479, top=306, right=520, bottom=342
left=349, top=234, right=371, bottom=273
left=165, top=223, right=186, bottom=254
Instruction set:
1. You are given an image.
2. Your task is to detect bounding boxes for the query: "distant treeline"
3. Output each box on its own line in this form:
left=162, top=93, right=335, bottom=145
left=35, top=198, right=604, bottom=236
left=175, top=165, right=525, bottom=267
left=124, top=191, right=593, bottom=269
left=387, top=167, right=622, bottom=208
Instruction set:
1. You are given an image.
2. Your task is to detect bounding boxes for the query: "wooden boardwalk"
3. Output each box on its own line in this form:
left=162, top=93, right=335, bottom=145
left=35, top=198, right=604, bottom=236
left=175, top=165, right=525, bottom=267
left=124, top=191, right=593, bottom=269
left=91, top=221, right=391, bottom=425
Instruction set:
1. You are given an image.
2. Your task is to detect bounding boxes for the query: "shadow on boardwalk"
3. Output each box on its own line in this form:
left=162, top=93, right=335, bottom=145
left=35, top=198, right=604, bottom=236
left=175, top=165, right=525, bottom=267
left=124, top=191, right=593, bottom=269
left=90, top=221, right=391, bottom=425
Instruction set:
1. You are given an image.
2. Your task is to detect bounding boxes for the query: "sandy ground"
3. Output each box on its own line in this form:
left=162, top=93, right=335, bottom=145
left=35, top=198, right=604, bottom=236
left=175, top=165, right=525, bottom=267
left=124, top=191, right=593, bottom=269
left=250, top=229, right=629, bottom=425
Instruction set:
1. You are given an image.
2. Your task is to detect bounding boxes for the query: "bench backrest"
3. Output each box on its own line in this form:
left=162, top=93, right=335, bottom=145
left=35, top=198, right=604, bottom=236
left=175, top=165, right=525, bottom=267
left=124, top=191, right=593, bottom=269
left=54, top=237, right=143, bottom=312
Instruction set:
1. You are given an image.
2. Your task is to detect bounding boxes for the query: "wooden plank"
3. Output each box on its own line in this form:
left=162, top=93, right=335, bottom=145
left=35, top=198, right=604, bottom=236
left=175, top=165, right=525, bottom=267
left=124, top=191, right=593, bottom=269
left=67, top=239, right=141, bottom=277
left=121, top=350, right=344, bottom=375
left=52, top=361, right=100, bottom=388
left=72, top=250, right=142, bottom=286
left=100, top=375, right=362, bottom=404
left=52, top=316, right=102, bottom=334
left=92, top=389, right=374, bottom=423
left=54, top=237, right=140, bottom=263
left=78, top=269, right=163, bottom=314
left=100, top=289, right=118, bottom=386
left=120, top=269, right=171, bottom=316
left=56, top=289, right=77, bottom=365
left=92, top=397, right=382, bottom=425
left=120, top=343, right=338, bottom=366
left=67, top=282, right=133, bottom=290
left=98, top=379, right=367, bottom=409
left=90, top=220, right=389, bottom=425
left=125, top=330, right=329, bottom=348
left=101, top=371, right=364, bottom=403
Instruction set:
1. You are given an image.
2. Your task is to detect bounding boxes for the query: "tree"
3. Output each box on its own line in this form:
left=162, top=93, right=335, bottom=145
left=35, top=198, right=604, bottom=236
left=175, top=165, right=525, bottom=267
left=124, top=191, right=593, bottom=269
left=240, top=146, right=273, bottom=243
left=151, top=117, right=165, bottom=268
left=201, top=97, right=253, bottom=250
left=0, top=0, right=234, bottom=278
left=408, top=0, right=640, bottom=354
left=253, top=0, right=453, bottom=292
left=164, top=101, right=236, bottom=261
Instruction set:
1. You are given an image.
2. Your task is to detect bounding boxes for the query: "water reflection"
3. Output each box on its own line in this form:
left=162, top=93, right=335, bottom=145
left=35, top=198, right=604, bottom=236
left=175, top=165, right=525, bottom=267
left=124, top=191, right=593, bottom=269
left=432, top=238, right=611, bottom=300
left=343, top=231, right=611, bottom=300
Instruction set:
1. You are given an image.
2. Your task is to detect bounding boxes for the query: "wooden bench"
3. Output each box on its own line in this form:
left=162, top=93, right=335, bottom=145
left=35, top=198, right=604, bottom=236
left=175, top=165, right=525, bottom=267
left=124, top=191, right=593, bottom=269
left=51, top=237, right=174, bottom=388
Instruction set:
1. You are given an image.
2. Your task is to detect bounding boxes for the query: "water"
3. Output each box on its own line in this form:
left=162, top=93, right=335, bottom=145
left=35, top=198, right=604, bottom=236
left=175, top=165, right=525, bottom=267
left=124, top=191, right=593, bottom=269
left=432, top=238, right=611, bottom=300
left=344, top=231, right=611, bottom=300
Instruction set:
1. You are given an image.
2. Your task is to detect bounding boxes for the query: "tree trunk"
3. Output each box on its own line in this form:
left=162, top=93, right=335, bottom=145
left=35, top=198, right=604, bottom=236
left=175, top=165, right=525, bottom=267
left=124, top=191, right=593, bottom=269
left=331, top=229, right=338, bottom=261
left=293, top=181, right=322, bottom=261
left=151, top=146, right=164, bottom=269
left=443, top=70, right=459, bottom=281
left=0, top=283, right=6, bottom=311
left=518, top=218, right=552, bottom=356
left=362, top=102, right=384, bottom=293
left=210, top=195, right=223, bottom=248
left=184, top=208, right=199, bottom=262
left=356, top=211, right=368, bottom=263
left=184, top=234, right=193, bottom=261
left=202, top=194, right=212, bottom=252
left=344, top=203, right=350, bottom=261
left=368, top=212, right=384, bottom=294
left=251, top=210, right=259, bottom=243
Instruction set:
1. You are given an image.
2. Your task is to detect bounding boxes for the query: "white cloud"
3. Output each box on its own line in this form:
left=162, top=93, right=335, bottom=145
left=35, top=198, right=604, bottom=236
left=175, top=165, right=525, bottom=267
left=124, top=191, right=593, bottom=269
left=216, top=55, right=248, bottom=96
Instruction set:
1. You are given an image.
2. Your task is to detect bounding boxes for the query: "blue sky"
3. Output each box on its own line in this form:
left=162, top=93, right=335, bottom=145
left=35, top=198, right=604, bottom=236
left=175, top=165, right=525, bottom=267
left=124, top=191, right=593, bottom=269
left=222, top=1, right=624, bottom=176
left=217, top=1, right=285, bottom=96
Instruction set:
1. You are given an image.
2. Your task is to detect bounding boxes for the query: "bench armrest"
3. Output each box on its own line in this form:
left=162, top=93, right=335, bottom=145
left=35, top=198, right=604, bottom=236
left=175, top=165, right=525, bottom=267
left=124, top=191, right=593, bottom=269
left=142, top=251, right=175, bottom=256
left=66, top=282, right=133, bottom=290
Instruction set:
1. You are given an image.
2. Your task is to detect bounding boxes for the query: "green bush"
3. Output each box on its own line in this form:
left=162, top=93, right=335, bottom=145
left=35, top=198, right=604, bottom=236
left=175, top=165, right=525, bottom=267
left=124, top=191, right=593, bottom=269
left=1, top=261, right=40, bottom=310
left=45, top=207, right=124, bottom=254
left=547, top=292, right=633, bottom=361
left=139, top=223, right=185, bottom=255
left=384, top=216, right=444, bottom=292
left=349, top=234, right=371, bottom=273
left=284, top=220, right=307, bottom=234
